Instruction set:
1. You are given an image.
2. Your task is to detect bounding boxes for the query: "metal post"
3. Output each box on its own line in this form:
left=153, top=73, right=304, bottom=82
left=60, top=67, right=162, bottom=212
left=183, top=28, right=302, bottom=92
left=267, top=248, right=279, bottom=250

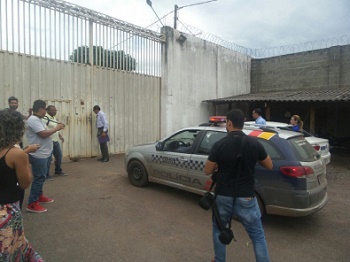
left=89, top=20, right=93, bottom=65
left=174, top=5, right=178, bottom=29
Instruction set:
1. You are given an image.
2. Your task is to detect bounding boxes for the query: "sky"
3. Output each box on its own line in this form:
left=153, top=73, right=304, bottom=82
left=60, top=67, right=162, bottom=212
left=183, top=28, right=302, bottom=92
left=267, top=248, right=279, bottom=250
left=65, top=0, right=350, bottom=50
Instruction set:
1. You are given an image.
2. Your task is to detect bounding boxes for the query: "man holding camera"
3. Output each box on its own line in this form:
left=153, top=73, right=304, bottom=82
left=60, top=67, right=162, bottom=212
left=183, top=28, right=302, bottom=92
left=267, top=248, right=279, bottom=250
left=204, top=109, right=273, bottom=262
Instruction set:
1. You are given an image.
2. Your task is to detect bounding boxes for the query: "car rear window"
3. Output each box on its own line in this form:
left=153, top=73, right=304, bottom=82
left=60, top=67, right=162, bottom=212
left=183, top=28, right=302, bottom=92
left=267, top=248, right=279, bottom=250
left=287, top=137, right=319, bottom=162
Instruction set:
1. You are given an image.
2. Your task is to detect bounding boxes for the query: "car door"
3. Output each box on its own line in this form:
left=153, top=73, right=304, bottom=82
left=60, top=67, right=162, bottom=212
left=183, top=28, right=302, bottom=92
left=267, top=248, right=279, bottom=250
left=188, top=130, right=227, bottom=192
left=152, top=129, right=200, bottom=186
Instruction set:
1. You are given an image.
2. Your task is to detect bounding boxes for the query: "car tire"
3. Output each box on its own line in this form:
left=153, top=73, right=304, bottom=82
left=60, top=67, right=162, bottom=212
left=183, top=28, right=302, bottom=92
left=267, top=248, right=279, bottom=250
left=127, top=160, right=149, bottom=187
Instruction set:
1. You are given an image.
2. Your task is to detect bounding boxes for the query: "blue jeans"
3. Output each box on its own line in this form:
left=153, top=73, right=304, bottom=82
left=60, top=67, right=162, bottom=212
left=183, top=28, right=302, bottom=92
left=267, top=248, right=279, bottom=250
left=53, top=142, right=63, bottom=173
left=47, top=142, right=63, bottom=176
left=212, top=195, right=270, bottom=262
left=28, top=155, right=50, bottom=204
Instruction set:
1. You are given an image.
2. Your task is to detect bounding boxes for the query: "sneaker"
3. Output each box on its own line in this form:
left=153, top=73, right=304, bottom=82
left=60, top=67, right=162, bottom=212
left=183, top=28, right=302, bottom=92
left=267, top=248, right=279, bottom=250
left=46, top=175, right=54, bottom=181
left=54, top=172, right=68, bottom=176
left=38, top=194, right=54, bottom=203
left=26, top=201, right=47, bottom=213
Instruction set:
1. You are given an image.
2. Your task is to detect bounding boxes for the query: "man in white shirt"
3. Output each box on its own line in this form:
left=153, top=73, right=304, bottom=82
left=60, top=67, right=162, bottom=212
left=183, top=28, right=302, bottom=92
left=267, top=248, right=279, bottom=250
left=93, top=105, right=110, bottom=162
left=44, top=105, right=67, bottom=178
left=26, top=100, right=65, bottom=213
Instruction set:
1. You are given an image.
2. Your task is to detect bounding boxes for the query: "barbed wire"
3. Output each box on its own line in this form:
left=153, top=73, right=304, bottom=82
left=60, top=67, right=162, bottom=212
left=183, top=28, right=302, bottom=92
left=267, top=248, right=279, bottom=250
left=153, top=18, right=350, bottom=58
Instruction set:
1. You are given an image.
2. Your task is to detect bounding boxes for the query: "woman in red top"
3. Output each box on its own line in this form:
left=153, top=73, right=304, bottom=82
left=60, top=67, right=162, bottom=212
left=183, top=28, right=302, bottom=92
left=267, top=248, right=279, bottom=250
left=0, top=109, right=43, bottom=261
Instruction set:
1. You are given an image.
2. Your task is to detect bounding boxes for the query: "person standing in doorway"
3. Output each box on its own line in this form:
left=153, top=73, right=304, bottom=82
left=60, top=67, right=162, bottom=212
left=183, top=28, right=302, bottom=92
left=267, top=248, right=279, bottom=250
left=26, top=100, right=65, bottom=213
left=93, top=105, right=109, bottom=162
left=252, top=108, right=266, bottom=125
left=204, top=109, right=273, bottom=262
left=44, top=105, right=68, bottom=179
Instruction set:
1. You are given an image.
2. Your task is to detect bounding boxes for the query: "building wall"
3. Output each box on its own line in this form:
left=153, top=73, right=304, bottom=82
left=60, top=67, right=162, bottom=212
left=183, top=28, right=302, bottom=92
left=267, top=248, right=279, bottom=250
left=251, top=45, right=350, bottom=92
left=161, top=27, right=251, bottom=136
left=0, top=51, right=161, bottom=158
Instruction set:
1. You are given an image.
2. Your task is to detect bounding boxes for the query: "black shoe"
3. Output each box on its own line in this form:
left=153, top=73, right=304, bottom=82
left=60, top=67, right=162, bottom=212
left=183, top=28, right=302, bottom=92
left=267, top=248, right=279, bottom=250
left=101, top=158, right=109, bottom=162
left=54, top=172, right=68, bottom=176
left=97, top=158, right=103, bottom=161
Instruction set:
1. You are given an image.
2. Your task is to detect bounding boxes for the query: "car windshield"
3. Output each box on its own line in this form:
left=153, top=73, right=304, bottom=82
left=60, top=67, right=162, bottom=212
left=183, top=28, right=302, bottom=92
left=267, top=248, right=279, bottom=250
left=163, top=129, right=200, bottom=152
left=287, top=137, right=319, bottom=162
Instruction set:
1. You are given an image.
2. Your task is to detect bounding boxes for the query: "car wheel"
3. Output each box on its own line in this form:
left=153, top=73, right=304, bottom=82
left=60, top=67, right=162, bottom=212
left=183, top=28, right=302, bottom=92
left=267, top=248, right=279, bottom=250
left=256, top=194, right=266, bottom=216
left=127, top=160, right=149, bottom=187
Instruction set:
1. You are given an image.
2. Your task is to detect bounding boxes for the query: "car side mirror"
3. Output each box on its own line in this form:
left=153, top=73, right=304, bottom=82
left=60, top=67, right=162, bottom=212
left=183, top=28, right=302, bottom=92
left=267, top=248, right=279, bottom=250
left=156, top=141, right=164, bottom=151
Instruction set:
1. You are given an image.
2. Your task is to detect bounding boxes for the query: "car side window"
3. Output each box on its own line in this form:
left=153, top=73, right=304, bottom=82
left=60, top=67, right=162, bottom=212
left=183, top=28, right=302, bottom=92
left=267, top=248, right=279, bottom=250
left=163, top=130, right=200, bottom=153
left=198, top=131, right=226, bottom=155
left=256, top=139, right=284, bottom=160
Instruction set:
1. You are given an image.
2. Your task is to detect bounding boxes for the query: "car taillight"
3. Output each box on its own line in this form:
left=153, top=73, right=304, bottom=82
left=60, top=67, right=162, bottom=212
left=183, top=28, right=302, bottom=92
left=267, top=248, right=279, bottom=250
left=313, top=145, right=320, bottom=151
left=280, top=166, right=314, bottom=177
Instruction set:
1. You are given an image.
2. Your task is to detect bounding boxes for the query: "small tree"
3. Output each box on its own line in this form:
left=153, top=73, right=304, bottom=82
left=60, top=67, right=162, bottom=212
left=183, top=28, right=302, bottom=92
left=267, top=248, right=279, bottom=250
left=70, top=45, right=136, bottom=71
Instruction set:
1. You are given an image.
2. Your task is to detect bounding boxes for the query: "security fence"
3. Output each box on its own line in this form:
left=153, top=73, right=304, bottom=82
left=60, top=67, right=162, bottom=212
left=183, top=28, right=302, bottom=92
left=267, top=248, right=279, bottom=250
left=161, top=18, right=350, bottom=59
left=0, top=0, right=163, bottom=76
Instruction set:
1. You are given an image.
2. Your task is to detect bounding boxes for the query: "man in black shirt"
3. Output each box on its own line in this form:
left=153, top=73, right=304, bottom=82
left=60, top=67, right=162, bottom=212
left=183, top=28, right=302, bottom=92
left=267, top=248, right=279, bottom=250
left=204, top=109, right=273, bottom=262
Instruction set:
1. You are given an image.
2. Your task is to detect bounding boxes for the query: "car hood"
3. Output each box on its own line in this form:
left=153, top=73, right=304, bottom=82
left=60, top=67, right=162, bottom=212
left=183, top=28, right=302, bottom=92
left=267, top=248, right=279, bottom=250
left=129, top=142, right=156, bottom=151
left=134, top=142, right=156, bottom=147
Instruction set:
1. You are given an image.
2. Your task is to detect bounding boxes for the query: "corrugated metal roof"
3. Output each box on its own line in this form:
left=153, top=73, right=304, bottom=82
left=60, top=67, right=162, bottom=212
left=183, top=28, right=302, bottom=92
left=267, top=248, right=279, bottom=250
left=203, top=89, right=350, bottom=103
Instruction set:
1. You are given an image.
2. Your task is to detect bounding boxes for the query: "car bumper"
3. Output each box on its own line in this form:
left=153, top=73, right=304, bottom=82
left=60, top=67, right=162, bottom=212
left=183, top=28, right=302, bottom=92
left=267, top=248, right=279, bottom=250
left=265, top=191, right=328, bottom=217
left=321, top=152, right=331, bottom=165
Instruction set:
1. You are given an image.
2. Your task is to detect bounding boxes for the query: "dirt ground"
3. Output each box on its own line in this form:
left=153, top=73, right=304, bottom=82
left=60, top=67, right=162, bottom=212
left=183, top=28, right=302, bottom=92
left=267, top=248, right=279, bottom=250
left=22, top=151, right=350, bottom=262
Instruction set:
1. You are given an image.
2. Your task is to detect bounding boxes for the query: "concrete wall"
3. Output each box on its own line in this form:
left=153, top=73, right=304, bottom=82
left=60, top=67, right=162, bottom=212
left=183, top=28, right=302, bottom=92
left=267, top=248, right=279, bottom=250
left=251, top=45, right=350, bottom=92
left=161, top=27, right=251, bottom=136
left=0, top=51, right=161, bottom=157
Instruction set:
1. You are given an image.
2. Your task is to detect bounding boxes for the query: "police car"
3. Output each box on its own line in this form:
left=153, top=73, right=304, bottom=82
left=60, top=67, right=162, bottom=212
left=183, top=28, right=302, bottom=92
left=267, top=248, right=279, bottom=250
left=125, top=117, right=328, bottom=217
left=245, top=121, right=331, bottom=165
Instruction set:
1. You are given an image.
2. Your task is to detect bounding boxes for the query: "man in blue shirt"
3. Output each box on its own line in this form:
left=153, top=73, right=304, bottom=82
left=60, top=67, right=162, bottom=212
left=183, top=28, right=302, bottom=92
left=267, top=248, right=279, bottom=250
left=93, top=105, right=110, bottom=162
left=252, top=108, right=266, bottom=125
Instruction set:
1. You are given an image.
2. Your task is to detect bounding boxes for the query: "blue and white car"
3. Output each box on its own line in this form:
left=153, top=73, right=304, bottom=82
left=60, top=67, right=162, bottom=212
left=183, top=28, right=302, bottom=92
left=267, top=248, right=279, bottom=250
left=125, top=117, right=328, bottom=217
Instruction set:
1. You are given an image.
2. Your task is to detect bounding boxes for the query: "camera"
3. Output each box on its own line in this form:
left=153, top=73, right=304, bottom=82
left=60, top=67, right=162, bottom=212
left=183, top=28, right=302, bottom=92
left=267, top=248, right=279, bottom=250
left=219, top=228, right=234, bottom=245
left=199, top=192, right=214, bottom=210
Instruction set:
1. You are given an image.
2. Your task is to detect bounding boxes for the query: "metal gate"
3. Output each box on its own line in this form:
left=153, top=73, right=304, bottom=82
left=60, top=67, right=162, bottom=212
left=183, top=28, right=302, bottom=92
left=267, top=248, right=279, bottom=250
left=0, top=0, right=163, bottom=157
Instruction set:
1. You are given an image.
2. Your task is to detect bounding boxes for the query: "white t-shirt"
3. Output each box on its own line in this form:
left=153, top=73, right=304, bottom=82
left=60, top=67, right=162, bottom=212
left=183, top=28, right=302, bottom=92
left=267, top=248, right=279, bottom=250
left=42, top=113, right=59, bottom=142
left=26, top=115, right=53, bottom=158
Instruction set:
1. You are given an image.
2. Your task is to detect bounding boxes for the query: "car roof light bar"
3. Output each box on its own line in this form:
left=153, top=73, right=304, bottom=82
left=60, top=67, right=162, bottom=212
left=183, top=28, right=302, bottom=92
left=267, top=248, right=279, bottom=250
left=209, top=116, right=226, bottom=123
